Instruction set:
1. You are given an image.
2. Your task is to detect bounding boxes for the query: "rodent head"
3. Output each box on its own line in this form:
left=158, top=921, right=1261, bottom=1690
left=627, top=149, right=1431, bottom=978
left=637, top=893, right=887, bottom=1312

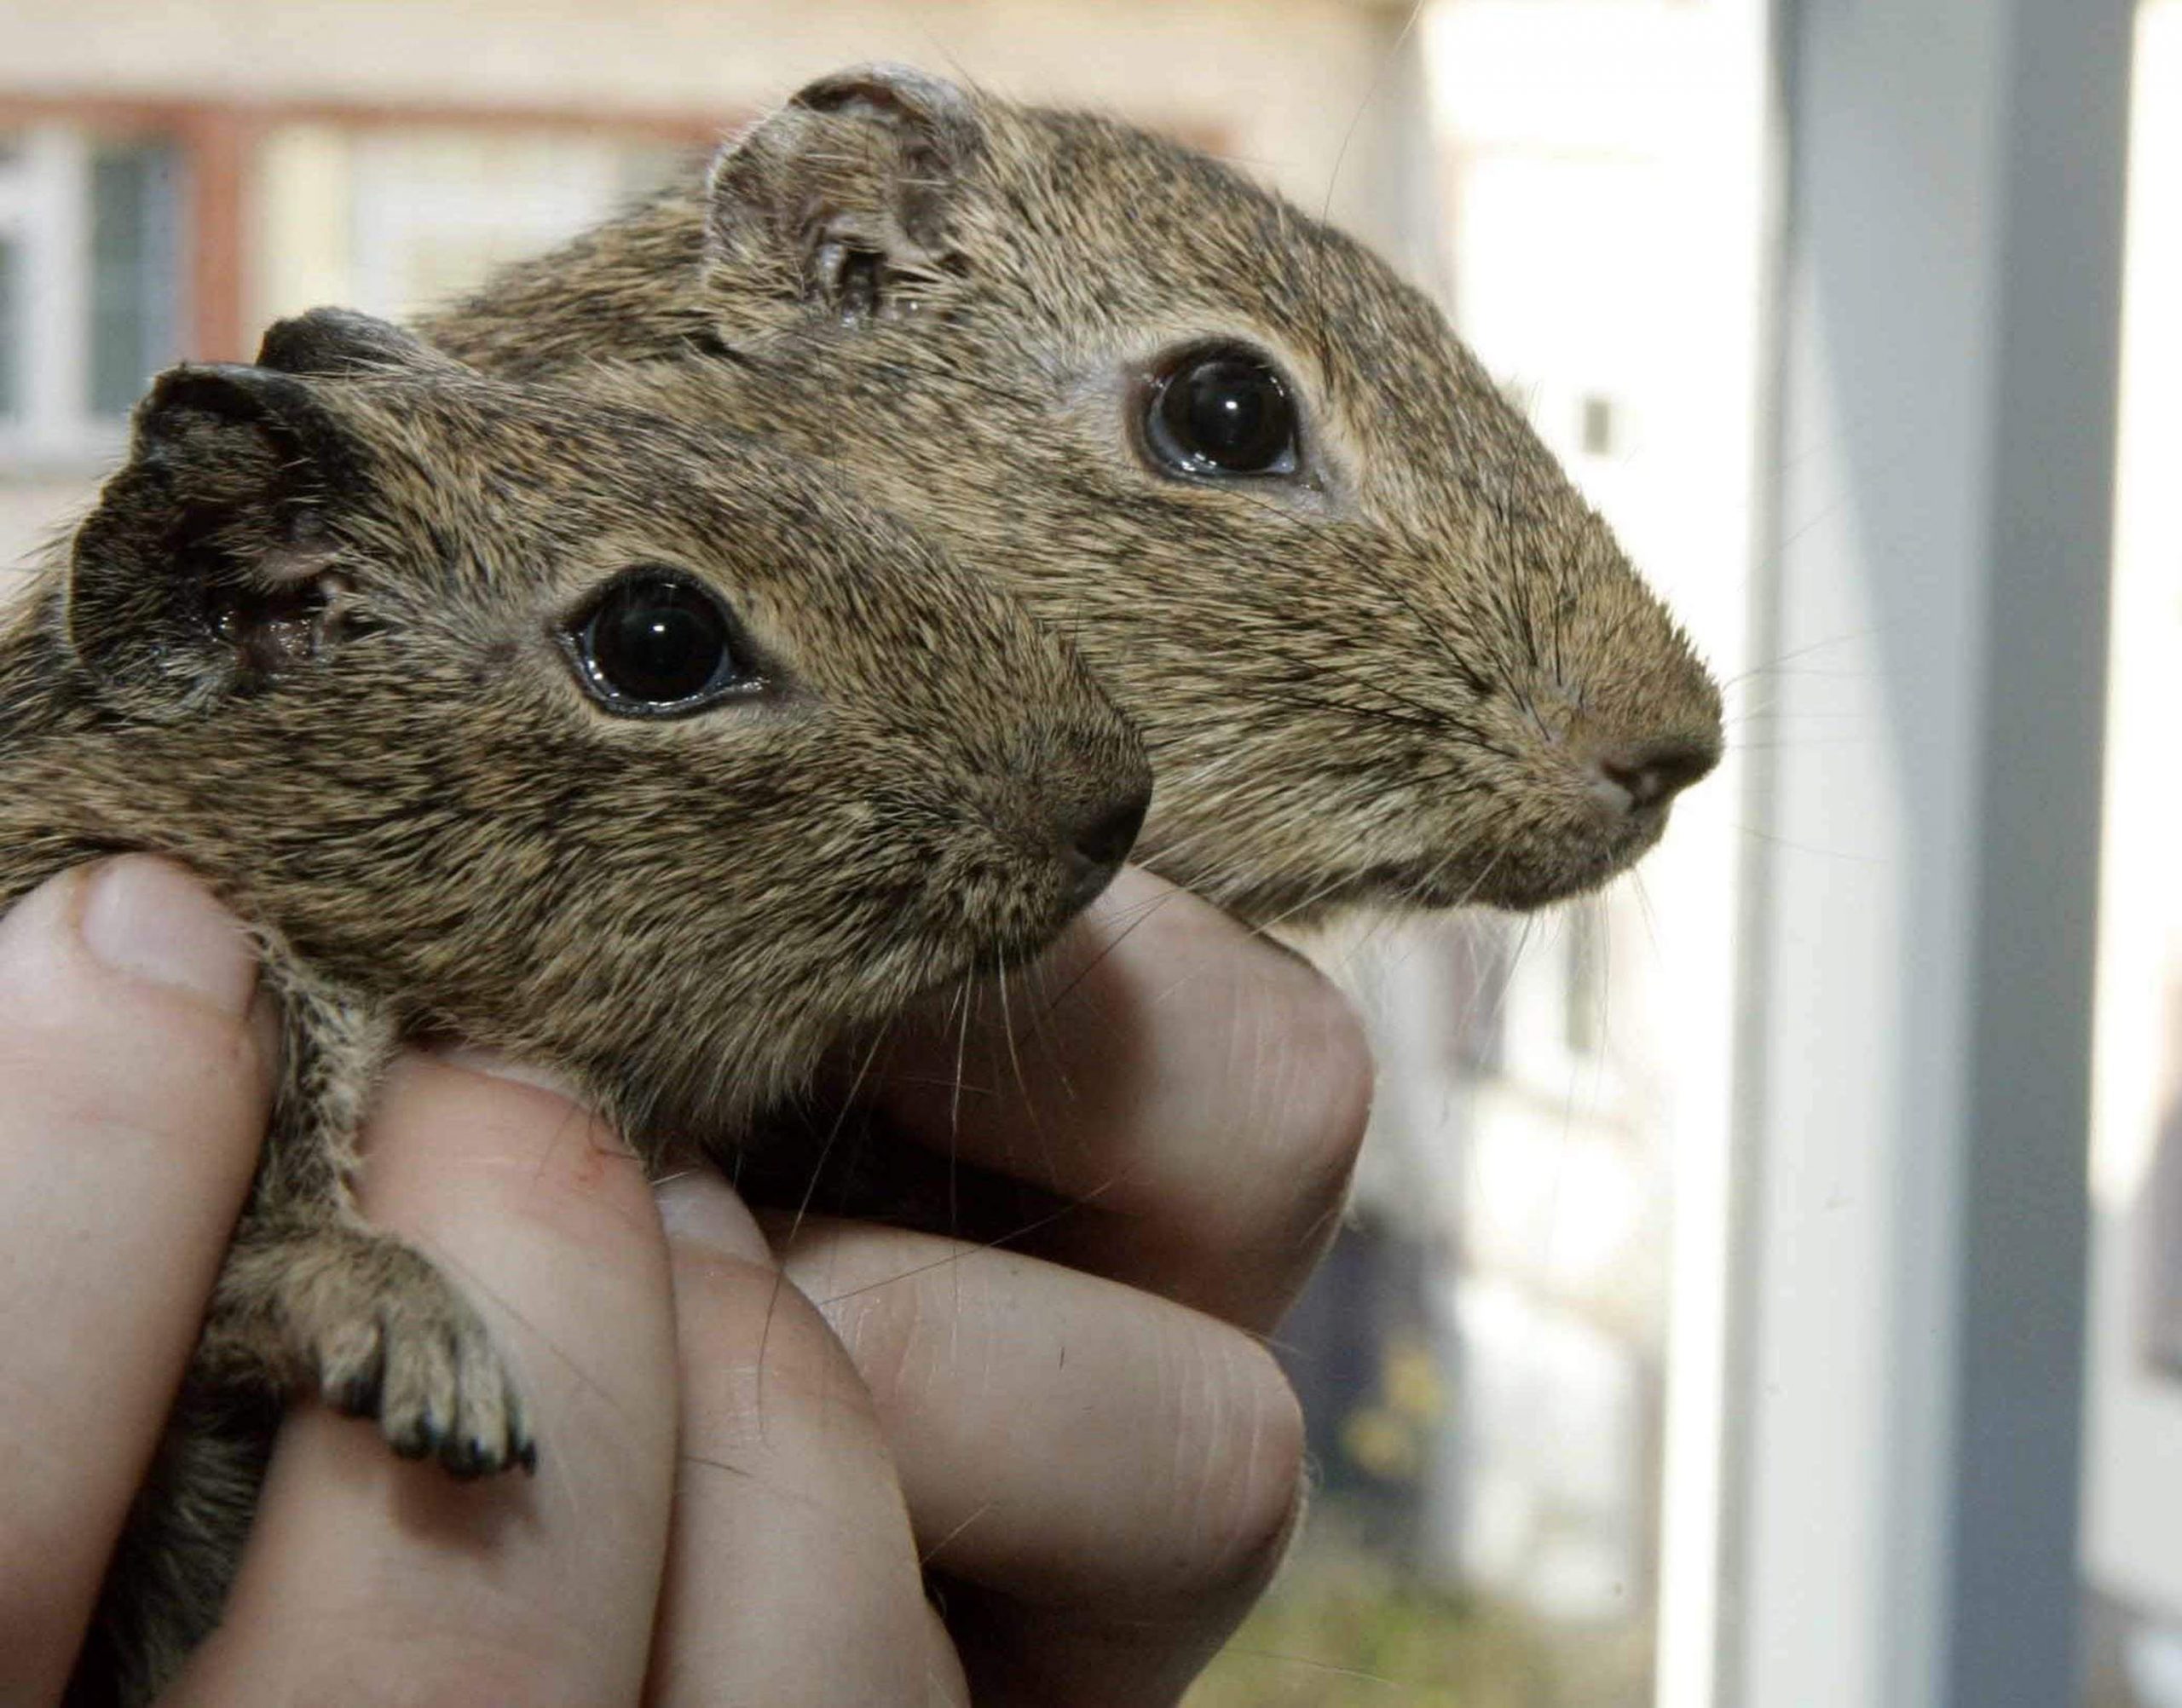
left=430, top=66, right=1723, bottom=923
left=51, top=309, right=1149, bottom=1135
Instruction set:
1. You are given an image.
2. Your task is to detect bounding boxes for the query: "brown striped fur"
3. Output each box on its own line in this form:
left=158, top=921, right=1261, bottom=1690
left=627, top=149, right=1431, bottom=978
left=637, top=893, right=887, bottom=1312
left=428, top=66, right=1723, bottom=925
left=11, top=310, right=1146, bottom=1703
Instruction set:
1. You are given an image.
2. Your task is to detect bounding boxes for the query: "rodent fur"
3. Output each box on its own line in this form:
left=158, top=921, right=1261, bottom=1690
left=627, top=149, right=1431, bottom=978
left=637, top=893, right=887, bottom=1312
left=425, top=64, right=1726, bottom=925
left=13, top=309, right=1148, bottom=1705
left=44, top=64, right=1730, bottom=1698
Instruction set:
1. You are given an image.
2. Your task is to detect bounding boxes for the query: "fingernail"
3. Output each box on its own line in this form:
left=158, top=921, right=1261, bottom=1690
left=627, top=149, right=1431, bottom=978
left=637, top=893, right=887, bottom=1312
left=656, top=1174, right=771, bottom=1265
left=436, top=1047, right=583, bottom=1105
left=79, top=857, right=258, bottom=1016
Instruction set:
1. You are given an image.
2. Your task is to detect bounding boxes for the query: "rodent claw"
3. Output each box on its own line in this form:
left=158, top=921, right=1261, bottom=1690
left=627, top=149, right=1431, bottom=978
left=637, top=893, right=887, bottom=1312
left=328, top=1370, right=381, bottom=1417
left=440, top=1437, right=488, bottom=1480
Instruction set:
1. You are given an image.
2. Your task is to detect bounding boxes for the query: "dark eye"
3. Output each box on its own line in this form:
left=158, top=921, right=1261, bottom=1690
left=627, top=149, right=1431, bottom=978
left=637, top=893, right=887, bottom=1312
left=1144, top=346, right=1300, bottom=478
left=564, top=568, right=757, bottom=716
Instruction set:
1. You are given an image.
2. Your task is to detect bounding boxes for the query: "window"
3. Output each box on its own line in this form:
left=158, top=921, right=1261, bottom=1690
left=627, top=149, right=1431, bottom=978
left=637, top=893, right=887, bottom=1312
left=0, top=233, right=19, bottom=423
left=1580, top=392, right=1621, bottom=457
left=87, top=141, right=181, bottom=420
left=330, top=129, right=685, bottom=324
left=1449, top=914, right=1516, bottom=1077
left=1564, top=902, right=1606, bottom=1059
left=0, top=128, right=183, bottom=465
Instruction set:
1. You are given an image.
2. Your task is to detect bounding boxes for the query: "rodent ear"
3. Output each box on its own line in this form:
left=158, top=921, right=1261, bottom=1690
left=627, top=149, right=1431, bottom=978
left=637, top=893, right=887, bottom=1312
left=66, top=363, right=362, bottom=721
left=706, top=63, right=987, bottom=323
left=257, top=306, right=464, bottom=378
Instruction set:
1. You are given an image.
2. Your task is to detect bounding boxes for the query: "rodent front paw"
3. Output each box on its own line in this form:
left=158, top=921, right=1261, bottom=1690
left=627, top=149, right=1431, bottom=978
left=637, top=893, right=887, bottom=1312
left=216, top=1223, right=536, bottom=1480
left=318, top=1252, right=537, bottom=1480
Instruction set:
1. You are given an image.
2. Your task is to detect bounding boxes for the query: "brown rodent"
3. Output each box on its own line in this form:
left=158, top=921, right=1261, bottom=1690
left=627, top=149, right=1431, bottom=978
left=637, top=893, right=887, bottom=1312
left=7, top=307, right=1149, bottom=1705
left=425, top=65, right=1724, bottom=926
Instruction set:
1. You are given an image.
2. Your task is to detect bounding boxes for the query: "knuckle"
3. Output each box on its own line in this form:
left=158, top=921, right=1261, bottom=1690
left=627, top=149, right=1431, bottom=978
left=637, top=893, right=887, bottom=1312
left=1210, top=966, right=1375, bottom=1246
left=1175, top=1336, right=1309, bottom=1595
left=1278, top=969, right=1377, bottom=1167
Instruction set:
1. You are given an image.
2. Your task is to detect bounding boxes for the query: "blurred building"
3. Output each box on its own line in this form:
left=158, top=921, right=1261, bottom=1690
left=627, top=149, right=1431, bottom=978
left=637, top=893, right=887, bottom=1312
left=1307, top=13, right=1761, bottom=1696
left=0, top=0, right=1448, bottom=563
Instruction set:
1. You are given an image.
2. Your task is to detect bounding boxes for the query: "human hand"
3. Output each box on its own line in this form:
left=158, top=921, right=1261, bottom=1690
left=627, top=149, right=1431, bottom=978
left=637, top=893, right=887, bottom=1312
left=764, top=865, right=1376, bottom=1703
left=0, top=858, right=1371, bottom=1705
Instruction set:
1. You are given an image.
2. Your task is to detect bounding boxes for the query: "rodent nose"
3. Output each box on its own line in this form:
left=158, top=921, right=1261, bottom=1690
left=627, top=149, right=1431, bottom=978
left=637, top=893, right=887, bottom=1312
left=1061, top=787, right=1151, bottom=908
left=1594, top=737, right=1719, bottom=813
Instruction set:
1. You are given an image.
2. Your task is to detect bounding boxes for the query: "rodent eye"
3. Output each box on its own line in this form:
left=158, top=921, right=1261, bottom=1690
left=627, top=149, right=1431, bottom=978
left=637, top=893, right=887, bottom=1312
left=564, top=568, right=759, bottom=716
left=1143, top=345, right=1300, bottom=479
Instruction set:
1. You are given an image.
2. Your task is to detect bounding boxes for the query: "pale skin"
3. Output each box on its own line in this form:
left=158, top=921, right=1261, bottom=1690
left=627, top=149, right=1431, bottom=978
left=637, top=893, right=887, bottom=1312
left=0, top=856, right=1373, bottom=1707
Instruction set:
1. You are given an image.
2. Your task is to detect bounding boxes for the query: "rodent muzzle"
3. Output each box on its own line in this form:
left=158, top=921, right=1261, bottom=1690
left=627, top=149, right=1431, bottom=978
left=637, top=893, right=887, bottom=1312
left=1058, top=784, right=1151, bottom=911
left=1590, top=736, right=1720, bottom=816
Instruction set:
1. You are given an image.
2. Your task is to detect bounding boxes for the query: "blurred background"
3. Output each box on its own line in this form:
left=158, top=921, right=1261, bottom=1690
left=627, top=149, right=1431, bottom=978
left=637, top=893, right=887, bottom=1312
left=0, top=2, right=2168, bottom=1704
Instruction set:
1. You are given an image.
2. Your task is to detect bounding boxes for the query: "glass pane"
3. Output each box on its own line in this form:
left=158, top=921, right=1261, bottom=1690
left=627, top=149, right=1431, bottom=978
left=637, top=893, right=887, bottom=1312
left=2082, top=5, right=2182, bottom=1704
left=0, top=234, right=19, bottom=423
left=335, top=129, right=688, bottom=322
left=1456, top=919, right=1515, bottom=1078
left=4, top=10, right=1767, bottom=1703
left=88, top=140, right=180, bottom=418
left=1194, top=3, right=1765, bottom=1699
left=1564, top=906, right=1605, bottom=1059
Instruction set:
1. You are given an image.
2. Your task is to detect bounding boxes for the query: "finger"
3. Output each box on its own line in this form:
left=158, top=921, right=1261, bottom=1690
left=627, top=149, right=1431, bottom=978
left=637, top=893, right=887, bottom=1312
left=645, top=1175, right=967, bottom=1708
left=0, top=858, right=271, bottom=1704
left=869, top=866, right=1374, bottom=1329
left=174, top=1055, right=679, bottom=1708
left=776, top=1216, right=1305, bottom=1708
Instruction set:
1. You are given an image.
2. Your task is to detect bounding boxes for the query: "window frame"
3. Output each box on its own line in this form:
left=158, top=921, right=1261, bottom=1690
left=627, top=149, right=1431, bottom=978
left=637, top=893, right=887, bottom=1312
left=1706, top=3, right=2132, bottom=1705
left=0, top=93, right=722, bottom=475
left=0, top=125, right=126, bottom=469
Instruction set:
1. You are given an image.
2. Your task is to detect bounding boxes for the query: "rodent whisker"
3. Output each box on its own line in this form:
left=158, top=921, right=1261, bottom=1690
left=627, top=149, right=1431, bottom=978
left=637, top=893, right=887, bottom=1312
left=1250, top=857, right=1397, bottom=936
left=1628, top=868, right=1665, bottom=962
left=1307, top=0, right=1432, bottom=416
left=1731, top=821, right=1884, bottom=864
left=1714, top=624, right=1880, bottom=695
left=811, top=1167, right=1139, bottom=1309
left=943, top=967, right=976, bottom=1137
left=1256, top=690, right=1449, bottom=735
left=999, top=954, right=1070, bottom=1105
left=1289, top=653, right=1470, bottom=728
left=754, top=1019, right=896, bottom=1411
left=1428, top=846, right=1490, bottom=913
left=1019, top=885, right=1180, bottom=1033
left=1215, top=480, right=1501, bottom=701
left=990, top=966, right=1065, bottom=1192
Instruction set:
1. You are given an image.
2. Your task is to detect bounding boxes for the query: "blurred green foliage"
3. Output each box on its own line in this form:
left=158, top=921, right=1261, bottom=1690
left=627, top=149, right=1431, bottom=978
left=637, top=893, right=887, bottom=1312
left=1190, top=1511, right=1649, bottom=1708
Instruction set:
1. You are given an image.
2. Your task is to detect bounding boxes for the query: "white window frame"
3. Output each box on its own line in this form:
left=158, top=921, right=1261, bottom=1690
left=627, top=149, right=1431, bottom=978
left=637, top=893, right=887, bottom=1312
left=1690, top=3, right=2133, bottom=1705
